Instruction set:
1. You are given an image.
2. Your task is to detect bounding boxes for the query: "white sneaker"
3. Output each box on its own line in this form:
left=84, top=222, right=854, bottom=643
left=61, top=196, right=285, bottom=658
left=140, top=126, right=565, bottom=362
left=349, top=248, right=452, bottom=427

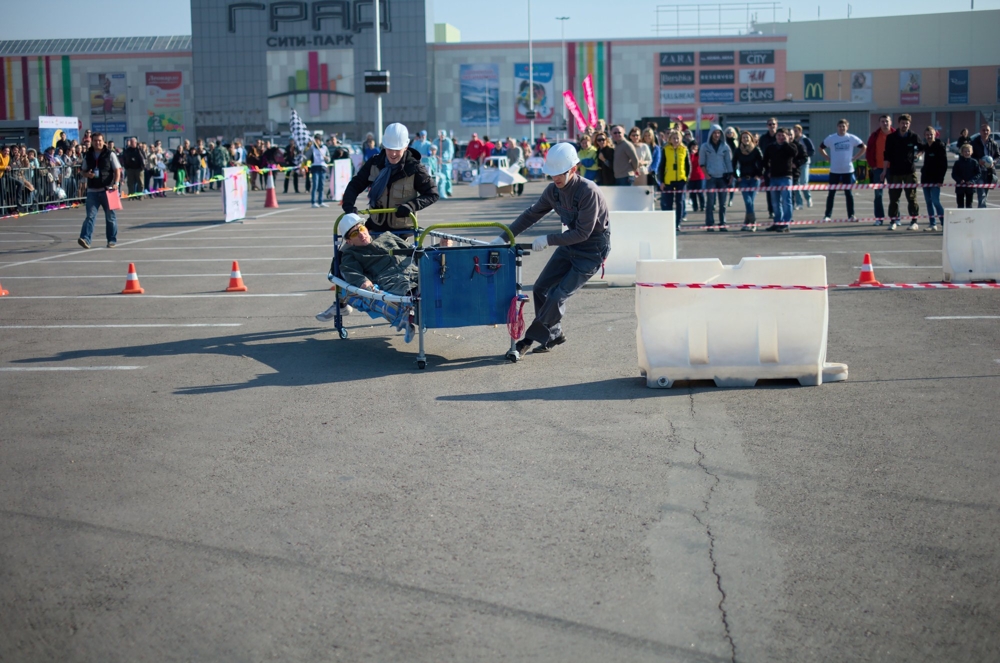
left=873, top=219, right=883, bottom=226
left=888, top=221, right=898, bottom=231
left=311, top=203, right=319, bottom=208
left=848, top=216, right=857, bottom=223
left=320, top=202, right=330, bottom=208
left=823, top=216, right=832, bottom=222
left=908, top=221, right=919, bottom=231
left=807, top=200, right=813, bottom=208
left=316, top=303, right=352, bottom=322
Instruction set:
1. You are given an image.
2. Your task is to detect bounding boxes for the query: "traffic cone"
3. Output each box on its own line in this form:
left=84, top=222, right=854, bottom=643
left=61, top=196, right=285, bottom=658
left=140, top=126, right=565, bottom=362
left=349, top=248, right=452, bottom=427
left=0, top=281, right=8, bottom=296
left=851, top=253, right=881, bottom=286
left=264, top=172, right=279, bottom=208
left=226, top=260, right=248, bottom=292
left=121, top=263, right=144, bottom=294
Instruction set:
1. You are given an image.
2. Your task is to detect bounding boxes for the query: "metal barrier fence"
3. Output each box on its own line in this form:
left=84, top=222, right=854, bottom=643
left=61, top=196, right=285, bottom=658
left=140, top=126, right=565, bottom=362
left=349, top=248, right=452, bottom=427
left=0, top=165, right=86, bottom=214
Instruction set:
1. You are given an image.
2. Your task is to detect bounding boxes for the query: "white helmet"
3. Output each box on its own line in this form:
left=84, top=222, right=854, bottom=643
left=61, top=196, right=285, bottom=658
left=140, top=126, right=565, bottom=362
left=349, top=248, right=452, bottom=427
left=382, top=123, right=409, bottom=150
left=542, top=142, right=580, bottom=176
left=340, top=213, right=364, bottom=236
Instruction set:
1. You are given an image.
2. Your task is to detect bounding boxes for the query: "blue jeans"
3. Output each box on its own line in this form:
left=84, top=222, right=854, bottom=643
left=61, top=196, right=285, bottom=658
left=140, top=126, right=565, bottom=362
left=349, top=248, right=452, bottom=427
left=793, top=162, right=812, bottom=207
left=615, top=176, right=635, bottom=186
left=80, top=189, right=117, bottom=243
left=977, top=188, right=990, bottom=208
left=871, top=168, right=885, bottom=218
left=824, top=172, right=856, bottom=218
left=923, top=186, right=943, bottom=225
left=439, top=162, right=453, bottom=197
left=770, top=176, right=793, bottom=225
left=659, top=182, right=686, bottom=225
left=310, top=168, right=325, bottom=205
left=740, top=178, right=759, bottom=215
left=705, top=177, right=729, bottom=226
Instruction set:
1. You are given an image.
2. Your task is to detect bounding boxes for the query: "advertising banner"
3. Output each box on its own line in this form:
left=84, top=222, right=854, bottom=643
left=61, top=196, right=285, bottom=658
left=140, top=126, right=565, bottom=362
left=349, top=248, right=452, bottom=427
left=146, top=72, right=185, bottom=132
left=739, top=68, right=775, bottom=84
left=948, top=69, right=969, bottom=105
left=459, top=63, right=499, bottom=127
left=222, top=166, right=248, bottom=223
left=562, top=91, right=587, bottom=132
left=660, top=71, right=695, bottom=86
left=38, top=116, right=80, bottom=151
left=740, top=50, right=774, bottom=65
left=266, top=50, right=355, bottom=124
left=699, top=70, right=735, bottom=85
left=997, top=68, right=1000, bottom=104
left=329, top=159, right=352, bottom=201
left=851, top=71, right=873, bottom=103
left=88, top=72, right=127, bottom=134
left=582, top=74, right=598, bottom=127
left=700, top=51, right=734, bottom=66
left=515, top=63, right=554, bottom=125
left=699, top=89, right=735, bottom=103
left=900, top=70, right=921, bottom=105
left=659, top=89, right=696, bottom=113
left=660, top=52, right=695, bottom=67
left=804, top=73, right=824, bottom=100
left=739, top=88, right=775, bottom=102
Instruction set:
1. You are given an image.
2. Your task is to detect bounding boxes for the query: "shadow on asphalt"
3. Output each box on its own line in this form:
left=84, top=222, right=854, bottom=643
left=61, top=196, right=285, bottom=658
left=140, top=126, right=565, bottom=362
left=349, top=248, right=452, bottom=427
left=437, top=377, right=668, bottom=402
left=128, top=219, right=226, bottom=229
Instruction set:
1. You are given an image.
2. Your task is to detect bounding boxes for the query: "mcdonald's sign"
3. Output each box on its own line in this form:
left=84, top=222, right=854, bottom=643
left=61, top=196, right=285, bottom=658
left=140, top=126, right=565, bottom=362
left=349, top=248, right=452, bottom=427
left=804, top=73, right=824, bottom=101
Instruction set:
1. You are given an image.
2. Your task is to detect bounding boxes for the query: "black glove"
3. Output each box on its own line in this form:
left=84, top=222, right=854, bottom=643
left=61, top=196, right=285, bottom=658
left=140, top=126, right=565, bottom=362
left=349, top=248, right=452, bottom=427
left=344, top=206, right=358, bottom=215
left=394, top=206, right=411, bottom=218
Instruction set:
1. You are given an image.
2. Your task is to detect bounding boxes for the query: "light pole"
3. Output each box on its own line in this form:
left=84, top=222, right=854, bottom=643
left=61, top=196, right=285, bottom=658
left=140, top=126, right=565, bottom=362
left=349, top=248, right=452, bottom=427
left=374, top=0, right=383, bottom=144
left=528, top=0, right=534, bottom=144
left=556, top=16, right=569, bottom=140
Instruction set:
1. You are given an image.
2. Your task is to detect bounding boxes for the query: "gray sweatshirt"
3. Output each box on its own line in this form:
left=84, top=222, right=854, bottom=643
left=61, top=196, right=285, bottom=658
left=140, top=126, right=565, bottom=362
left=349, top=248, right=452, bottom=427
left=699, top=139, right=734, bottom=178
left=508, top=176, right=610, bottom=246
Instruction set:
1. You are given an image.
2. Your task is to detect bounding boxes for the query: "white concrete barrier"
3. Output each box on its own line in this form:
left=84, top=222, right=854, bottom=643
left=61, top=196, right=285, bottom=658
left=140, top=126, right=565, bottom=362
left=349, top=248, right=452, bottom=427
left=943, top=208, right=1000, bottom=283
left=600, top=211, right=676, bottom=287
left=635, top=256, right=848, bottom=388
left=600, top=185, right=656, bottom=211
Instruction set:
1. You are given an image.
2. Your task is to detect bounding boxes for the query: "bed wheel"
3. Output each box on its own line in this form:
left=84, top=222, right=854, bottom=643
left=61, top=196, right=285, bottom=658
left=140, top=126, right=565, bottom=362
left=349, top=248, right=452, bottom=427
left=417, top=360, right=426, bottom=370
left=338, top=327, right=349, bottom=339
left=505, top=350, right=519, bottom=363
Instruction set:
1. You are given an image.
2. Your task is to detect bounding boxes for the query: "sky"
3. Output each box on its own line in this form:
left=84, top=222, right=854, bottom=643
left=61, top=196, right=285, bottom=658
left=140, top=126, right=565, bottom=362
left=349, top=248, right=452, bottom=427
left=1, top=0, right=995, bottom=42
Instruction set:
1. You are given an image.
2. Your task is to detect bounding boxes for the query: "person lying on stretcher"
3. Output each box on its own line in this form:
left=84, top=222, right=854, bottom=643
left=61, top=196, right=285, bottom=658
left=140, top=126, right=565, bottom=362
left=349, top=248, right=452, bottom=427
left=316, top=213, right=417, bottom=325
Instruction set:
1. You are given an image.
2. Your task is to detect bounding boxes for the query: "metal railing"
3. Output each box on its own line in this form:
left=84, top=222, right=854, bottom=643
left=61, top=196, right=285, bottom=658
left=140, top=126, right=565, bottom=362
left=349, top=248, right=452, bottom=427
left=0, top=164, right=87, bottom=214
left=654, top=2, right=781, bottom=36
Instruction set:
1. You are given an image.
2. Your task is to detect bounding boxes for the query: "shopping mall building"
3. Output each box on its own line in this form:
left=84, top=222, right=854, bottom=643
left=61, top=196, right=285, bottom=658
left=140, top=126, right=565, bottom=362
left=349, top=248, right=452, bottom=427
left=0, top=4, right=996, bottom=147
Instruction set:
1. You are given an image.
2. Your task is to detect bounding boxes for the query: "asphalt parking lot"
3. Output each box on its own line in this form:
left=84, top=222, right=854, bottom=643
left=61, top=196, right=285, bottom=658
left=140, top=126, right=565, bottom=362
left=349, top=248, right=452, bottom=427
left=1, top=181, right=998, bottom=662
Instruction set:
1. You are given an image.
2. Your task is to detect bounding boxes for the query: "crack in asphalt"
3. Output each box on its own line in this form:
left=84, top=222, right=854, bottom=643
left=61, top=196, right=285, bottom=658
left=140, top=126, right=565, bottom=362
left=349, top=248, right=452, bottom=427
left=688, top=392, right=737, bottom=663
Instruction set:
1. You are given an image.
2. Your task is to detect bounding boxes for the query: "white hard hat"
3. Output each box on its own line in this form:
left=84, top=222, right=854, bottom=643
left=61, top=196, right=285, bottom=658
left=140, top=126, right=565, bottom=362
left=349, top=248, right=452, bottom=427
left=382, top=123, right=409, bottom=150
left=541, top=142, right=580, bottom=176
left=340, top=213, right=364, bottom=236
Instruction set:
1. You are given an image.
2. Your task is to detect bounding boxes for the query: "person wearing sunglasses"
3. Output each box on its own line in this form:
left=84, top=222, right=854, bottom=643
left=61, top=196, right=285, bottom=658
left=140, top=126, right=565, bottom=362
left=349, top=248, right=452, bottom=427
left=594, top=132, right=616, bottom=185
left=611, top=125, right=640, bottom=185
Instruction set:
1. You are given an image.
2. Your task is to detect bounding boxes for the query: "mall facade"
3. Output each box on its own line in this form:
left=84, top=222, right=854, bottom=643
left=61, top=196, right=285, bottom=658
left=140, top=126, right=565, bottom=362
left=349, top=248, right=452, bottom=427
left=0, top=5, right=995, bottom=147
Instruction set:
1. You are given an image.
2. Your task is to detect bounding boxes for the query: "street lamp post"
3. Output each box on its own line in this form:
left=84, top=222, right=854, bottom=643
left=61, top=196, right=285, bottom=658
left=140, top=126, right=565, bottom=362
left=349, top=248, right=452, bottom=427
left=556, top=16, right=569, bottom=140
left=374, top=0, right=383, bottom=144
left=528, top=0, right=534, bottom=144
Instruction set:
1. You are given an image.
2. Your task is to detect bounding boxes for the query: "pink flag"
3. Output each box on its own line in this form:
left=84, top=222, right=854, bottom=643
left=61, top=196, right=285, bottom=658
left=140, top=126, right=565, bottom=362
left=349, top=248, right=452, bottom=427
left=582, top=74, right=598, bottom=127
left=562, top=90, right=588, bottom=132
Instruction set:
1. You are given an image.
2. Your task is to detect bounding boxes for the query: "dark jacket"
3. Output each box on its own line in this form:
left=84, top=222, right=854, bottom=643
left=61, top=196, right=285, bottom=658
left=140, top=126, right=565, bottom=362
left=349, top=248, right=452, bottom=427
left=339, top=232, right=417, bottom=296
left=795, top=135, right=815, bottom=160
left=210, top=145, right=230, bottom=169
left=883, top=130, right=921, bottom=176
left=733, top=147, right=764, bottom=179
left=83, top=147, right=115, bottom=190
left=762, top=142, right=801, bottom=179
left=341, top=147, right=439, bottom=232
left=122, top=146, right=144, bottom=170
left=970, top=135, right=1000, bottom=162
left=596, top=146, right=616, bottom=185
left=920, top=139, right=948, bottom=184
left=951, top=156, right=981, bottom=184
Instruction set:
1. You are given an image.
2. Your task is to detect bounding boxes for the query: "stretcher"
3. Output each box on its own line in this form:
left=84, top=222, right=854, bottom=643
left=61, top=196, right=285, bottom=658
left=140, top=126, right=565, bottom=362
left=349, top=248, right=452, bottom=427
left=327, top=209, right=529, bottom=369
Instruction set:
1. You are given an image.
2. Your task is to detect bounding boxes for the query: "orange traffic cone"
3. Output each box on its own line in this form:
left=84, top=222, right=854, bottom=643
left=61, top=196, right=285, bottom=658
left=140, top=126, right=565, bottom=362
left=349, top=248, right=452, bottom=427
left=851, top=253, right=881, bottom=286
left=264, top=172, right=279, bottom=208
left=226, top=260, right=248, bottom=292
left=0, top=281, right=8, bottom=296
left=121, top=263, right=144, bottom=294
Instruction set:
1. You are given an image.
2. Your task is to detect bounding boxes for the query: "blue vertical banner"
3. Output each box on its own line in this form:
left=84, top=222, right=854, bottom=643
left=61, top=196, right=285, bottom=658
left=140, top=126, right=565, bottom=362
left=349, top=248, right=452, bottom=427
left=948, top=69, right=969, bottom=105
left=459, top=63, right=499, bottom=127
left=514, top=63, right=554, bottom=125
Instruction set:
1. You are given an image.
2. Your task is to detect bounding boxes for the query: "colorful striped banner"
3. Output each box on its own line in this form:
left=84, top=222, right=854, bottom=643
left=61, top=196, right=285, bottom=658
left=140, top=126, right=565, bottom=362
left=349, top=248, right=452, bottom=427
left=62, top=56, right=73, bottom=115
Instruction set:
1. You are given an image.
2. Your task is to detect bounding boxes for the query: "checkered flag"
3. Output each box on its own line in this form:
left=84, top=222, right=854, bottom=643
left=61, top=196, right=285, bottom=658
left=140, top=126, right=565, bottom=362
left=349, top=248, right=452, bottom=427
left=289, top=109, right=311, bottom=166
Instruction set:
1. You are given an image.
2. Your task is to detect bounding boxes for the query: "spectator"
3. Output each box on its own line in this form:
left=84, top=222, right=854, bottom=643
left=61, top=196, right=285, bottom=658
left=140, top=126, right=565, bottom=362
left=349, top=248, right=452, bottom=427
left=505, top=137, right=525, bottom=196
left=436, top=130, right=454, bottom=198
left=866, top=115, right=895, bottom=225
left=642, top=127, right=659, bottom=187
left=577, top=134, right=599, bottom=181
left=411, top=130, right=432, bottom=157
left=482, top=136, right=495, bottom=160
left=700, top=124, right=734, bottom=231
left=534, top=132, right=551, bottom=157
left=77, top=132, right=119, bottom=249
left=121, top=137, right=144, bottom=199
left=656, top=129, right=689, bottom=230
left=362, top=134, right=379, bottom=161
left=733, top=130, right=764, bottom=231
left=882, top=113, right=922, bottom=230
left=970, top=122, right=999, bottom=207
left=758, top=118, right=779, bottom=219
left=918, top=125, right=947, bottom=231
left=791, top=124, right=815, bottom=209
left=594, top=132, right=615, bottom=185
left=194, top=139, right=208, bottom=193
left=629, top=127, right=651, bottom=186
left=724, top=126, right=739, bottom=206
left=687, top=143, right=706, bottom=213
left=682, top=129, right=696, bottom=149
left=306, top=133, right=330, bottom=208
left=819, top=119, right=866, bottom=223
left=611, top=125, right=639, bottom=186
left=143, top=142, right=159, bottom=195
left=956, top=128, right=972, bottom=152
left=952, top=144, right=980, bottom=208
left=466, top=132, right=486, bottom=165
left=762, top=128, right=800, bottom=232
left=209, top=140, right=229, bottom=190
left=170, top=146, right=188, bottom=194
left=185, top=147, right=201, bottom=195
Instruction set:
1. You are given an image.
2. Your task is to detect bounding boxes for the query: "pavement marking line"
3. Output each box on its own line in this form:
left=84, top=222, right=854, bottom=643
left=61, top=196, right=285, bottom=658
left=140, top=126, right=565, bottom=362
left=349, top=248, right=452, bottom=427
left=2, top=293, right=307, bottom=299
left=246, top=209, right=296, bottom=219
left=158, top=236, right=333, bottom=240
left=0, top=222, right=222, bottom=271
left=780, top=250, right=942, bottom=255
left=926, top=316, right=1000, bottom=320
left=0, top=273, right=317, bottom=279
left=850, top=265, right=944, bottom=269
left=0, top=258, right=331, bottom=264
left=98, top=245, right=328, bottom=250
left=0, top=324, right=243, bottom=329
left=0, top=366, right=145, bottom=371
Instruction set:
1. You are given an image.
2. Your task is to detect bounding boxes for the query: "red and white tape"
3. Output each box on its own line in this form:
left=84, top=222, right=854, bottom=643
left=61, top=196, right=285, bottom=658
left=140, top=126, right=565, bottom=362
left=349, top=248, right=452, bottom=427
left=636, top=282, right=1000, bottom=291
left=684, top=181, right=997, bottom=194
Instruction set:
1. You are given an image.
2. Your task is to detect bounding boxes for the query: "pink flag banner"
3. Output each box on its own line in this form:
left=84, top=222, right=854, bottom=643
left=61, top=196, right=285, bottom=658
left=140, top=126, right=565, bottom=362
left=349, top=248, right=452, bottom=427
left=562, top=90, right=588, bottom=132
left=582, top=74, right=598, bottom=127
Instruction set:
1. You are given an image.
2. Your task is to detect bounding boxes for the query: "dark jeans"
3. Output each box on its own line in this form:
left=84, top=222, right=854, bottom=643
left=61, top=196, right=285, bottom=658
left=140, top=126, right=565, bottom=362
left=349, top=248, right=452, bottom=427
left=659, top=182, right=686, bottom=226
left=284, top=170, right=300, bottom=193
left=888, top=172, right=919, bottom=221
left=977, top=188, right=991, bottom=208
left=80, top=189, right=117, bottom=243
left=956, top=186, right=974, bottom=208
left=824, top=172, right=856, bottom=218
left=870, top=168, right=885, bottom=218
left=704, top=177, right=728, bottom=227
left=615, top=176, right=635, bottom=186
left=687, top=179, right=705, bottom=211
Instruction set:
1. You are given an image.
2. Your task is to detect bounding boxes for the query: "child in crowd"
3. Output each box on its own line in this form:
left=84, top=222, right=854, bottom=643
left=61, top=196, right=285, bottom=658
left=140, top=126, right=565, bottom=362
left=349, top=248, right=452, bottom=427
left=687, top=143, right=706, bottom=212
left=978, top=156, right=995, bottom=208
left=951, top=144, right=981, bottom=209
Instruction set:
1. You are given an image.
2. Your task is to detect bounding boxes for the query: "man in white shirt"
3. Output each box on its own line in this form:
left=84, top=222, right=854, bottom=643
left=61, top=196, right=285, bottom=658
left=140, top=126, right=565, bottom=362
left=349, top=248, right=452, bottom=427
left=819, top=119, right=866, bottom=222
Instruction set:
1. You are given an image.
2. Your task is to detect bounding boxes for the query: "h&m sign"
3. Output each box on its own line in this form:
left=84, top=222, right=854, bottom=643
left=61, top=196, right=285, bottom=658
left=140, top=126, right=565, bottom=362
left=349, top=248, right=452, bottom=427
left=228, top=1, right=391, bottom=33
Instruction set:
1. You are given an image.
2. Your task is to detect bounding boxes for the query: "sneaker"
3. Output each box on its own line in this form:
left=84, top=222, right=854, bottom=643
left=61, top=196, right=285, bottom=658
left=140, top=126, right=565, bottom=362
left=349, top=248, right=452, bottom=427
left=764, top=224, right=779, bottom=232
left=315, top=303, right=338, bottom=322
left=908, top=221, right=919, bottom=231
left=848, top=216, right=857, bottom=223
left=807, top=200, right=814, bottom=208
left=924, top=225, right=940, bottom=232
left=719, top=225, right=728, bottom=232
left=106, top=241, right=116, bottom=248
left=888, top=221, right=897, bottom=231
left=873, top=219, right=883, bottom=226
left=77, top=237, right=91, bottom=249
left=533, top=334, right=566, bottom=353
left=320, top=202, right=330, bottom=208
left=311, top=203, right=319, bottom=208
left=823, top=216, right=832, bottom=222
left=741, top=225, right=753, bottom=232
left=778, top=225, right=791, bottom=233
